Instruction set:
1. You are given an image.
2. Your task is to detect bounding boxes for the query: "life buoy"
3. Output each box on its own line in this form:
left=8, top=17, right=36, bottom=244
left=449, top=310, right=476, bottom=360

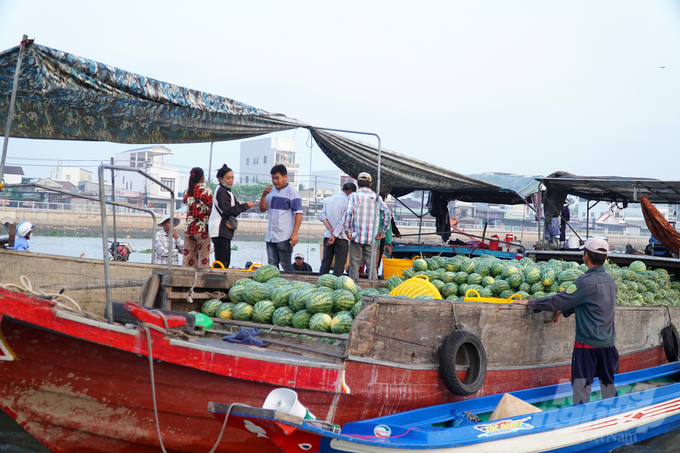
left=662, top=324, right=680, bottom=363
left=438, top=330, right=487, bottom=397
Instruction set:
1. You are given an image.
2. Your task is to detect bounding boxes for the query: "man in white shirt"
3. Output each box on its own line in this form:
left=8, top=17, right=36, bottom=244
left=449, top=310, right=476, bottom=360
left=318, top=182, right=356, bottom=276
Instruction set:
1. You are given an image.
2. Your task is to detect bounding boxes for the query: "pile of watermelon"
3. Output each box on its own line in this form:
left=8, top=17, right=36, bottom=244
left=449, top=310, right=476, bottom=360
left=199, top=265, right=392, bottom=335
left=393, top=255, right=679, bottom=306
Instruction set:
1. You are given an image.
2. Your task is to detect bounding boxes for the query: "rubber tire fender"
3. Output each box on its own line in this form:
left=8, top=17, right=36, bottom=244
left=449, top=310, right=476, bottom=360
left=438, top=330, right=487, bottom=397
left=662, top=324, right=680, bottom=363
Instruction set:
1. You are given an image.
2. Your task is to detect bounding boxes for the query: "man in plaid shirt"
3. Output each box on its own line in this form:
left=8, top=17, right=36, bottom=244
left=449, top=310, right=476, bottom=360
left=343, top=172, right=392, bottom=280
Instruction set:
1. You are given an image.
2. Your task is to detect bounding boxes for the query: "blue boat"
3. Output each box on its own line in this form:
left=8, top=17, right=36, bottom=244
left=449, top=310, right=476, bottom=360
left=210, top=361, right=680, bottom=453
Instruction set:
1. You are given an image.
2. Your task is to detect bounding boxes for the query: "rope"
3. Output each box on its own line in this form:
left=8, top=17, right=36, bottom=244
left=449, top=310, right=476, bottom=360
left=448, top=300, right=462, bottom=330
left=139, top=322, right=248, bottom=452
left=187, top=270, right=198, bottom=304
left=0, top=275, right=81, bottom=311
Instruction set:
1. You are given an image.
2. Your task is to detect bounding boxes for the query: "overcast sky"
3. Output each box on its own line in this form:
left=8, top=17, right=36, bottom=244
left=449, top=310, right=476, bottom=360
left=2, top=0, right=680, bottom=187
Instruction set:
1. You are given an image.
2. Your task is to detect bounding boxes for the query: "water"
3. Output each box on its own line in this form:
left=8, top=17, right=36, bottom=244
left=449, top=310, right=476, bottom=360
left=3, top=236, right=680, bottom=452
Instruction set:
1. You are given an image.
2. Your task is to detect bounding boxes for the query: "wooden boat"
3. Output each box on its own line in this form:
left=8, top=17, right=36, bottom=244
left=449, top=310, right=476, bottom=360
left=210, top=361, right=680, bottom=453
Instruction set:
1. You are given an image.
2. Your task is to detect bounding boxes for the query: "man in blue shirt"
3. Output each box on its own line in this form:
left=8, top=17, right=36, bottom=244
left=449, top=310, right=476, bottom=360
left=7, top=221, right=34, bottom=251
left=318, top=182, right=356, bottom=276
left=259, top=164, right=303, bottom=273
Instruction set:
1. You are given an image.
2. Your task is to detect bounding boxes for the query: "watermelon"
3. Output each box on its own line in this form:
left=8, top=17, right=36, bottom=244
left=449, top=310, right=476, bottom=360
left=441, top=282, right=459, bottom=298
left=506, top=273, right=523, bottom=289
left=378, top=287, right=391, bottom=295
left=519, top=282, right=531, bottom=293
left=267, top=278, right=290, bottom=288
left=481, top=276, right=495, bottom=287
left=467, top=273, right=483, bottom=285
left=441, top=272, right=457, bottom=284
left=525, top=268, right=541, bottom=285
left=253, top=265, right=280, bottom=283
left=491, top=279, right=510, bottom=296
left=558, top=282, right=573, bottom=292
left=426, top=258, right=440, bottom=270
left=270, top=285, right=296, bottom=308
left=532, top=291, right=547, bottom=298
left=446, top=295, right=460, bottom=301
left=516, top=291, right=530, bottom=300
left=550, top=282, right=560, bottom=293
left=431, top=279, right=445, bottom=292
left=387, top=276, right=405, bottom=290
left=558, top=270, right=579, bottom=283
left=216, top=302, right=235, bottom=319
left=415, top=295, right=435, bottom=300
left=228, top=285, right=246, bottom=303
left=630, top=261, right=647, bottom=273
left=433, top=256, right=446, bottom=268
left=479, top=287, right=494, bottom=298
left=530, top=282, right=545, bottom=294
left=242, top=281, right=271, bottom=305
left=330, top=313, right=353, bottom=334
left=499, top=289, right=515, bottom=299
left=403, top=267, right=416, bottom=279
left=289, top=289, right=313, bottom=312
left=457, top=283, right=470, bottom=296
left=491, top=261, right=505, bottom=277
left=292, top=310, right=313, bottom=329
left=232, top=302, right=253, bottom=321
left=234, top=278, right=252, bottom=287
left=474, top=260, right=492, bottom=277
left=541, top=269, right=556, bottom=287
left=306, top=292, right=333, bottom=314
left=445, top=259, right=461, bottom=272
left=315, top=286, right=334, bottom=294
left=318, top=274, right=338, bottom=289
left=272, top=306, right=295, bottom=327
left=309, top=313, right=332, bottom=332
left=351, top=301, right=362, bottom=317
left=355, top=288, right=380, bottom=303
left=289, top=281, right=306, bottom=290
left=201, top=299, right=222, bottom=317
left=332, top=289, right=356, bottom=312
left=333, top=311, right=353, bottom=319
left=252, top=300, right=276, bottom=324
left=335, top=276, right=359, bottom=295
left=460, top=259, right=475, bottom=274
left=454, top=272, right=469, bottom=285
left=502, top=266, right=520, bottom=279
left=412, top=259, right=428, bottom=272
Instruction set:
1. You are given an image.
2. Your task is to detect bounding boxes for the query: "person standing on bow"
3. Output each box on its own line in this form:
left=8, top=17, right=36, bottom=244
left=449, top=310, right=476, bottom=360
left=318, top=181, right=356, bottom=276
left=209, top=164, right=256, bottom=268
left=182, top=167, right=213, bottom=268
left=343, top=172, right=391, bottom=280
left=259, top=164, right=303, bottom=273
left=154, top=215, right=183, bottom=265
left=512, top=237, right=617, bottom=405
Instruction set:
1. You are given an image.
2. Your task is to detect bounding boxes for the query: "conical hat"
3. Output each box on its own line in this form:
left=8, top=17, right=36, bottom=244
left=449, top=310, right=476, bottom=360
left=488, top=393, right=542, bottom=421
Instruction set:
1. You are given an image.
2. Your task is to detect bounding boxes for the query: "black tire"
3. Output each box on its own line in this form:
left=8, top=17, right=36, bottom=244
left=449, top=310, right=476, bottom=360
left=662, top=324, right=680, bottom=363
left=438, top=330, right=487, bottom=397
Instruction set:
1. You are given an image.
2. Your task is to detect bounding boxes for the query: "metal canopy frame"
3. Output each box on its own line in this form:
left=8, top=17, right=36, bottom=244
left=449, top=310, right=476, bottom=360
left=539, top=176, right=680, bottom=205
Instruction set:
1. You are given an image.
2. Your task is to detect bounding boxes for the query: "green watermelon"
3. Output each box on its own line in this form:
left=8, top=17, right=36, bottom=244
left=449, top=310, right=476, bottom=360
left=481, top=276, right=495, bottom=287
left=351, top=301, right=362, bottom=317
left=318, top=274, right=338, bottom=289
left=559, top=270, right=579, bottom=283
left=454, top=272, right=469, bottom=285
left=516, top=291, right=530, bottom=300
left=309, top=313, right=332, bottom=332
left=378, top=287, right=391, bottom=295
left=519, top=282, right=531, bottom=293
left=243, top=281, right=271, bottom=305
left=558, top=281, right=573, bottom=292
left=530, top=282, right=545, bottom=294
left=412, top=259, right=428, bottom=272
left=252, top=300, right=276, bottom=324
left=289, top=289, right=313, bottom=312
left=315, top=286, right=334, bottom=294
left=630, top=261, right=647, bottom=273
left=253, top=265, right=280, bottom=283
left=403, top=267, right=416, bottom=279
left=506, top=273, right=523, bottom=289
left=330, top=313, right=353, bottom=334
left=541, top=269, right=556, bottom=287
left=333, top=311, right=353, bottom=319
left=335, top=276, right=359, bottom=295
left=270, top=285, right=297, bottom=308
left=525, top=268, right=541, bottom=285
left=441, top=272, right=457, bottom=284
left=201, top=299, right=222, bottom=317
left=234, top=278, right=252, bottom=287
left=415, top=294, right=435, bottom=300
left=388, top=276, right=405, bottom=290
left=502, top=266, right=520, bottom=279
left=306, top=292, right=333, bottom=314
left=355, top=288, right=380, bottom=303
left=457, top=283, right=470, bottom=296
left=445, top=259, right=461, bottom=272
left=267, top=278, right=290, bottom=288
left=532, top=291, right=547, bottom=298
left=216, top=302, right=235, bottom=319
left=474, top=260, right=492, bottom=277
left=431, top=279, right=445, bottom=292
left=491, top=279, right=510, bottom=296
left=232, top=302, right=253, bottom=321
left=446, top=295, right=460, bottom=301
left=292, top=310, right=313, bottom=329
left=332, top=289, right=356, bottom=312
left=491, top=261, right=505, bottom=277
left=228, top=285, right=246, bottom=303
left=460, top=259, right=475, bottom=274
left=272, top=307, right=295, bottom=327
left=466, top=273, right=483, bottom=285
left=550, top=282, right=560, bottom=293
left=426, top=258, right=440, bottom=270
left=441, top=282, right=459, bottom=298
left=499, top=289, right=515, bottom=299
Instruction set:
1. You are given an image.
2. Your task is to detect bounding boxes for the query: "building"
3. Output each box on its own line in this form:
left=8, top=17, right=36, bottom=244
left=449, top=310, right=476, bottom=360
left=50, top=165, right=92, bottom=184
left=310, top=169, right=352, bottom=195
left=239, top=137, right=300, bottom=189
left=113, top=145, right=180, bottom=212
left=2, top=165, right=24, bottom=185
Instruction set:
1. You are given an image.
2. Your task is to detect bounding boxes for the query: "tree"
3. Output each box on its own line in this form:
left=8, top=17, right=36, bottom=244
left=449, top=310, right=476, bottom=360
left=299, top=183, right=305, bottom=191
left=231, top=182, right=270, bottom=202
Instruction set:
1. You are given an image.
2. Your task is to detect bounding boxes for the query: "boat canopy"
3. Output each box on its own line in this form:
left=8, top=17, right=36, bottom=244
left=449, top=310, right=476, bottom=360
left=0, top=40, right=537, bottom=204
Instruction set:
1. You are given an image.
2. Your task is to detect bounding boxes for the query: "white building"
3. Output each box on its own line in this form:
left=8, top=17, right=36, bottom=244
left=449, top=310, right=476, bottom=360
left=239, top=137, right=299, bottom=189
left=50, top=165, right=92, bottom=183
left=310, top=169, right=352, bottom=195
left=2, top=166, right=24, bottom=184
left=114, top=145, right=180, bottom=211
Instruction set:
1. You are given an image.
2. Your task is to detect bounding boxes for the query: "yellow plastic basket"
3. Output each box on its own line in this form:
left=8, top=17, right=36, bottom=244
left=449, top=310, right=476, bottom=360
left=463, top=289, right=522, bottom=304
left=382, top=257, right=414, bottom=278
left=390, top=275, right=442, bottom=299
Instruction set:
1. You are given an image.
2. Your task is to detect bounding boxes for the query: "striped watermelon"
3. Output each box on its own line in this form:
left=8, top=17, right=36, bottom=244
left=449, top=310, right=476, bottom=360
left=378, top=288, right=391, bottom=295
left=351, top=301, right=362, bottom=317
left=516, top=291, right=530, bottom=300
left=271, top=285, right=297, bottom=308
left=289, top=289, right=313, bottom=312
left=318, top=274, right=338, bottom=289
left=234, top=278, right=252, bottom=287
left=530, top=282, right=544, bottom=294
left=441, top=272, right=457, bottom=283
left=315, top=286, right=334, bottom=294
left=332, top=290, right=356, bottom=312
left=479, top=287, right=494, bottom=298
left=252, top=301, right=276, bottom=324
left=309, top=313, right=332, bottom=332
left=333, top=311, right=353, bottom=319
left=305, top=292, right=333, bottom=314
left=426, top=258, right=440, bottom=270
left=491, top=261, right=505, bottom=277
left=541, top=269, right=556, bottom=287
left=441, top=282, right=459, bottom=297
left=499, top=289, right=515, bottom=299
left=454, top=272, right=469, bottom=285
left=519, top=282, right=531, bottom=293
left=412, top=259, right=428, bottom=272
left=474, top=260, right=492, bottom=277
left=403, top=267, right=416, bottom=279
left=201, top=299, right=222, bottom=317
left=533, top=291, right=547, bottom=298
left=491, top=279, right=510, bottom=296
left=630, top=261, right=647, bottom=273
left=388, top=276, right=405, bottom=290
left=355, top=288, right=380, bottom=303
left=525, top=268, right=541, bottom=285
left=415, top=295, right=435, bottom=300
left=506, top=273, right=523, bottom=289
left=228, top=285, right=246, bottom=303
left=457, top=283, right=470, bottom=296
left=216, top=302, right=235, bottom=319
left=242, top=281, right=271, bottom=305
left=292, top=310, right=313, bottom=330
left=558, top=282, right=573, bottom=292
left=466, top=273, right=483, bottom=285
left=460, top=259, right=475, bottom=274
left=272, top=307, right=295, bottom=327
left=445, top=259, right=461, bottom=272
left=267, top=278, right=290, bottom=288
left=502, top=266, right=520, bottom=279
left=330, top=313, right=353, bottom=334
left=446, top=295, right=460, bottom=301
left=253, top=265, right=280, bottom=283
left=335, top=276, right=359, bottom=295
left=559, top=270, right=579, bottom=283
left=232, top=302, right=253, bottom=321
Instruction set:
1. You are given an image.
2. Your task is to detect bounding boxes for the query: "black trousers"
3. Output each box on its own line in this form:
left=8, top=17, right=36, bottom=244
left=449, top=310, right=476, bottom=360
left=571, top=345, right=618, bottom=405
left=212, top=237, right=232, bottom=268
left=319, top=237, right=349, bottom=276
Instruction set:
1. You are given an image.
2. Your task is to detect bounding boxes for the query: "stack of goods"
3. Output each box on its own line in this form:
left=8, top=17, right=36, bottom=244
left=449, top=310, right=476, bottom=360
left=199, top=265, right=390, bottom=337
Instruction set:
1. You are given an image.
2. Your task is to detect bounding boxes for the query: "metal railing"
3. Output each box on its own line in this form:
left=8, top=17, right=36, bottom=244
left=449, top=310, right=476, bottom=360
left=0, top=199, right=170, bottom=215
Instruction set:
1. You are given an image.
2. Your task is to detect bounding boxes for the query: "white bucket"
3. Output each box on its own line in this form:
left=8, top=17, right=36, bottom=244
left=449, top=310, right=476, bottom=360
left=263, top=389, right=308, bottom=419
left=567, top=236, right=580, bottom=249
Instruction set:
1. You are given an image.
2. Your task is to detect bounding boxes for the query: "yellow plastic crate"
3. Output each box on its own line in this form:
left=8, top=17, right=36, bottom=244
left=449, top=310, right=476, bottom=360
left=463, top=289, right=522, bottom=304
left=390, top=275, right=442, bottom=299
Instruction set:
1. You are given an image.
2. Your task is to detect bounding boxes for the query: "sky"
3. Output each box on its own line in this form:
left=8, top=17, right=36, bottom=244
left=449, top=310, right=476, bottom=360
left=2, top=0, right=680, bottom=188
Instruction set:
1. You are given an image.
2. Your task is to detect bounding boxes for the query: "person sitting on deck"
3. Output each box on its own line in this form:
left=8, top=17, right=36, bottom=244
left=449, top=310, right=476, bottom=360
left=7, top=221, right=34, bottom=252
left=293, top=252, right=313, bottom=273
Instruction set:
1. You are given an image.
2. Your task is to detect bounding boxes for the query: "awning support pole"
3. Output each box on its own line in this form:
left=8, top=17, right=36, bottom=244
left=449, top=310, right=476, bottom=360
left=208, top=142, right=214, bottom=185
left=0, top=35, right=28, bottom=186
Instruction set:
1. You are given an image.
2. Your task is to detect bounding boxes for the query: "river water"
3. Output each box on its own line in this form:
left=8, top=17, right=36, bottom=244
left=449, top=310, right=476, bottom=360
left=1, top=236, right=679, bottom=452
